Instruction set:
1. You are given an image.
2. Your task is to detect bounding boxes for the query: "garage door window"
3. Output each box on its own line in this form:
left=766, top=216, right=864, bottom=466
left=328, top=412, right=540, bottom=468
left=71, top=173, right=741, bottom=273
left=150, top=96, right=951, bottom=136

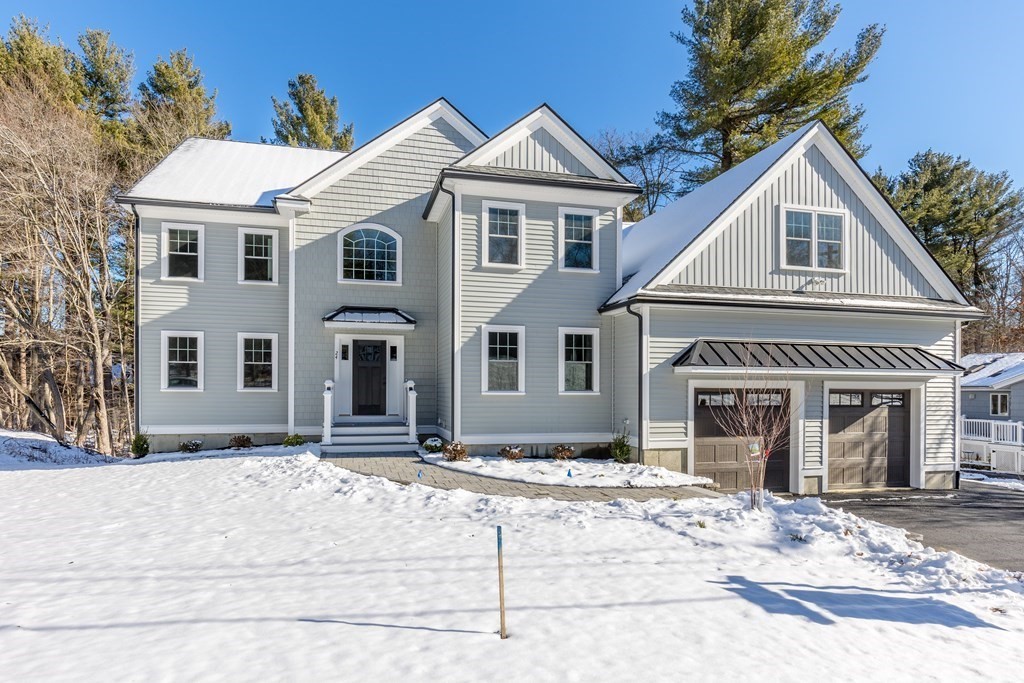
left=991, top=393, right=1010, bottom=417
left=747, top=392, right=783, bottom=406
left=696, top=391, right=736, bottom=407
left=871, top=392, right=905, bottom=407
left=829, top=392, right=863, bottom=407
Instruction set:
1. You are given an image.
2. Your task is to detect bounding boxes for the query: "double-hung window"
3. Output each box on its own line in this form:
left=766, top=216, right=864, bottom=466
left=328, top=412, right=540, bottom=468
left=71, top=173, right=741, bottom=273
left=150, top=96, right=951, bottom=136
left=782, top=207, right=846, bottom=271
left=238, top=228, right=278, bottom=284
left=161, top=331, right=203, bottom=391
left=482, top=325, right=525, bottom=394
left=559, top=327, right=599, bottom=394
left=991, top=392, right=1010, bottom=417
left=482, top=201, right=525, bottom=268
left=558, top=208, right=599, bottom=272
left=237, top=333, right=277, bottom=391
left=162, top=222, right=204, bottom=280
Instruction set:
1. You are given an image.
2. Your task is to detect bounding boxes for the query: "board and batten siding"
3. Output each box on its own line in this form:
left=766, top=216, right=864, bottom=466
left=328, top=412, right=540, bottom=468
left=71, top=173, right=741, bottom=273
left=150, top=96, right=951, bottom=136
left=672, top=144, right=939, bottom=298
left=962, top=385, right=1024, bottom=422
left=484, top=128, right=596, bottom=177
left=292, top=119, right=476, bottom=430
left=435, top=202, right=454, bottom=434
left=647, top=307, right=959, bottom=469
left=458, top=195, right=617, bottom=437
left=137, top=217, right=289, bottom=430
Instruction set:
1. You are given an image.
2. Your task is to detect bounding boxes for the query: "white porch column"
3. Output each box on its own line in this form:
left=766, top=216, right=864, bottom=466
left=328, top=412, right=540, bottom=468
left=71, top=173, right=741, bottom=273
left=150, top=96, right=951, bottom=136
left=322, top=380, right=334, bottom=446
left=405, top=380, right=417, bottom=444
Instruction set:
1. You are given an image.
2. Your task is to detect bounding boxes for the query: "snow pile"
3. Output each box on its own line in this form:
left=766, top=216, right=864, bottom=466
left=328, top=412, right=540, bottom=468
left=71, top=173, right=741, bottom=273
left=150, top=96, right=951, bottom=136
left=962, top=471, right=1024, bottom=492
left=421, top=453, right=713, bottom=488
left=0, top=429, right=113, bottom=468
left=1, top=442, right=1022, bottom=681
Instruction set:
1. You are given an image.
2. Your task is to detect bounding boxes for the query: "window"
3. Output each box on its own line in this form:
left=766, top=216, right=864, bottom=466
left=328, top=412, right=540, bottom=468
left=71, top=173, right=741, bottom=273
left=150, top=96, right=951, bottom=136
left=559, top=327, right=599, bottom=394
left=338, top=224, right=401, bottom=284
left=696, top=391, right=736, bottom=407
left=482, top=325, right=525, bottom=394
left=782, top=207, right=846, bottom=271
left=871, top=392, right=905, bottom=407
left=559, top=208, right=599, bottom=271
left=161, top=222, right=204, bottom=280
left=747, top=392, right=784, bottom=406
left=161, top=331, right=203, bottom=391
left=991, top=392, right=1010, bottom=417
left=829, top=392, right=864, bottom=407
left=238, top=228, right=278, bottom=284
left=482, top=200, right=525, bottom=268
left=237, top=334, right=277, bottom=391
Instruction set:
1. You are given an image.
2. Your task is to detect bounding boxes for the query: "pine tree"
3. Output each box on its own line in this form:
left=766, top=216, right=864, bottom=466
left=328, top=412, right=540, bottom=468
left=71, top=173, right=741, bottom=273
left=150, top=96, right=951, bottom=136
left=659, top=0, right=884, bottom=186
left=0, top=15, right=83, bottom=105
left=270, top=73, right=353, bottom=150
left=75, top=29, right=133, bottom=122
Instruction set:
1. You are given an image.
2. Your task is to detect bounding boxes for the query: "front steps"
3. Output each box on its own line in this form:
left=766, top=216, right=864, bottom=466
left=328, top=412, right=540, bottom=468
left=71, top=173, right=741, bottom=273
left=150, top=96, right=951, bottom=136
left=321, top=421, right=419, bottom=455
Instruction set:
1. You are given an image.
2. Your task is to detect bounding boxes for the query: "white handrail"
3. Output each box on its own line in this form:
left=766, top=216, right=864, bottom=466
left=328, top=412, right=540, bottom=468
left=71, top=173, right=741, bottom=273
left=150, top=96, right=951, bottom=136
left=961, top=417, right=1024, bottom=446
left=322, top=380, right=334, bottom=446
left=405, top=380, right=417, bottom=444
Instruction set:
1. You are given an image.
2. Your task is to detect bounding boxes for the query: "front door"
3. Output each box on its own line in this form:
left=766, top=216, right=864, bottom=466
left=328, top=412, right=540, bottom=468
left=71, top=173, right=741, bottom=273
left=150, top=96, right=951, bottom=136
left=352, top=340, right=387, bottom=416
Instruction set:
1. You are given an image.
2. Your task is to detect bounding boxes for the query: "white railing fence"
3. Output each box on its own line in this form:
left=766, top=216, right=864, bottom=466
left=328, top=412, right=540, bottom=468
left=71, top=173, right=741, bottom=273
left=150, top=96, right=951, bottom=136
left=962, top=417, right=1024, bottom=445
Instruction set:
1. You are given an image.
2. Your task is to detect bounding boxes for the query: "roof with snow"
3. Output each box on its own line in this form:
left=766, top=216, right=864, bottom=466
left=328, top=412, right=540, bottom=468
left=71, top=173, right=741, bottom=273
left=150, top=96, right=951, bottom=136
left=609, top=122, right=819, bottom=306
left=960, top=353, right=1024, bottom=388
left=122, top=138, right=347, bottom=208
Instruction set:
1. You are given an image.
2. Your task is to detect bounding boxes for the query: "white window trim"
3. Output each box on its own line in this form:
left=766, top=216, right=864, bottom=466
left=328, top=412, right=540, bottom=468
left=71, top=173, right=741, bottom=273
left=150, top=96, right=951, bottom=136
left=337, top=223, right=403, bottom=286
left=237, top=333, right=278, bottom=392
left=160, top=222, right=205, bottom=282
left=237, top=227, right=279, bottom=285
left=160, top=330, right=204, bottom=392
left=481, top=200, right=526, bottom=270
left=481, top=324, right=526, bottom=395
left=778, top=204, right=849, bottom=273
left=558, top=326, right=600, bottom=395
left=557, top=207, right=600, bottom=273
left=991, top=392, right=1010, bottom=417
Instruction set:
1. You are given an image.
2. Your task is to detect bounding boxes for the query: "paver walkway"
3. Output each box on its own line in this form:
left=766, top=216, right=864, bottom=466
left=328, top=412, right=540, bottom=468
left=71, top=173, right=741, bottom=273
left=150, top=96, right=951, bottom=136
left=322, top=454, right=719, bottom=501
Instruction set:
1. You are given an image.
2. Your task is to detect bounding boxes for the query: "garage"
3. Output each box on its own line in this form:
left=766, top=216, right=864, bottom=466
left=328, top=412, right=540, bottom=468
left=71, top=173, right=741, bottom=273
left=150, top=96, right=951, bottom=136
left=828, top=390, right=910, bottom=489
left=693, top=389, right=791, bottom=492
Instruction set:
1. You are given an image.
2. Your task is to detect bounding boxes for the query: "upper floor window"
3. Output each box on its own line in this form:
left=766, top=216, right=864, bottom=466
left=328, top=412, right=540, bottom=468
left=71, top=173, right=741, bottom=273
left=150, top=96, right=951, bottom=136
left=559, top=327, right=599, bottom=394
left=338, top=224, right=401, bottom=285
left=238, top=228, right=278, bottom=284
left=161, top=330, right=204, bottom=391
left=991, top=392, right=1010, bottom=417
left=558, top=208, right=599, bottom=272
left=482, top=324, right=525, bottom=394
left=482, top=200, right=525, bottom=268
left=161, top=222, right=204, bottom=281
left=782, top=207, right=846, bottom=271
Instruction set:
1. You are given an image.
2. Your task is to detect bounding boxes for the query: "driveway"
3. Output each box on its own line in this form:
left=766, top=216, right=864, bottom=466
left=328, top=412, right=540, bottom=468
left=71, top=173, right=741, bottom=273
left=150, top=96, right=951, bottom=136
left=821, top=480, right=1024, bottom=572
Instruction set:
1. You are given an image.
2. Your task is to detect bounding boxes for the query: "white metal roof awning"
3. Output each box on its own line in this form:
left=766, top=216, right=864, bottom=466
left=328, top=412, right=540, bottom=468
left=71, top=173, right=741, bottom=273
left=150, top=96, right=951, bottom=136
left=322, top=306, right=416, bottom=332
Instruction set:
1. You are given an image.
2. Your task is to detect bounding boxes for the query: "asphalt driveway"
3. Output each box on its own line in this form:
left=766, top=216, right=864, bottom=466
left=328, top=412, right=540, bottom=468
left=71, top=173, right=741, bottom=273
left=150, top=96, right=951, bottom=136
left=820, top=480, right=1024, bottom=572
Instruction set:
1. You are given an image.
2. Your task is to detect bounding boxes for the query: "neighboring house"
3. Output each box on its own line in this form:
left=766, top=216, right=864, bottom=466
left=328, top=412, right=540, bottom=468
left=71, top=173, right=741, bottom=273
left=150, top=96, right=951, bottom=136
left=118, top=98, right=984, bottom=494
left=960, top=353, right=1024, bottom=422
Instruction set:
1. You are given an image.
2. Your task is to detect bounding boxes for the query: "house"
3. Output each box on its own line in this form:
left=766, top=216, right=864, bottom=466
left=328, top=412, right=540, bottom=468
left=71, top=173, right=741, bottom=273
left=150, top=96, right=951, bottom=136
left=117, top=98, right=984, bottom=494
left=959, top=353, right=1024, bottom=472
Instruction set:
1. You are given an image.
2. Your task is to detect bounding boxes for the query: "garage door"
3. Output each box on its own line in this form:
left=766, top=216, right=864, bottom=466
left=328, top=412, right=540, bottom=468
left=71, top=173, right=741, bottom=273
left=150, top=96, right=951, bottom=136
left=694, top=389, right=791, bottom=492
left=828, top=391, right=910, bottom=489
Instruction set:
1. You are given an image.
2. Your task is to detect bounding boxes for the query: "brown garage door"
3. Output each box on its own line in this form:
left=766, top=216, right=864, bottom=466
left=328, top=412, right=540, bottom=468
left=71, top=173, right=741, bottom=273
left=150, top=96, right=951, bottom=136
left=828, top=391, right=910, bottom=489
left=694, top=389, right=791, bottom=492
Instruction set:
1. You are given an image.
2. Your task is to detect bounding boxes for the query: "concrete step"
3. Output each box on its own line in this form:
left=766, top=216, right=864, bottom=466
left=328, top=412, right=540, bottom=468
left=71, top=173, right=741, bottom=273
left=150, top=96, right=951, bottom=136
left=331, top=423, right=407, bottom=436
left=321, top=442, right=419, bottom=454
left=329, top=433, right=416, bottom=446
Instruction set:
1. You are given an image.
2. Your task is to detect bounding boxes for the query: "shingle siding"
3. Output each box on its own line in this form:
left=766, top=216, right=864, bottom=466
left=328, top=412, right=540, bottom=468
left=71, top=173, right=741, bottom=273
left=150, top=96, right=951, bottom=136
left=484, top=128, right=596, bottom=177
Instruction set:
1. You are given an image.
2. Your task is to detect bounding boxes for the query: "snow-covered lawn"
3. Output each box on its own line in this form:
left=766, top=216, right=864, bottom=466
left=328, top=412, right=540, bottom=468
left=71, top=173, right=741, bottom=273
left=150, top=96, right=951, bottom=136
left=421, top=452, right=713, bottom=487
left=962, top=470, right=1024, bottom=493
left=2, top=435, right=1023, bottom=681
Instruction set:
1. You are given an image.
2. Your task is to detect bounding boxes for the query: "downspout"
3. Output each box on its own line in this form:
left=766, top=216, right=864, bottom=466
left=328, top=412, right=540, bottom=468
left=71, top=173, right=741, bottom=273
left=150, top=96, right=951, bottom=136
left=626, top=302, right=644, bottom=465
left=131, top=204, right=141, bottom=437
left=440, top=183, right=457, bottom=440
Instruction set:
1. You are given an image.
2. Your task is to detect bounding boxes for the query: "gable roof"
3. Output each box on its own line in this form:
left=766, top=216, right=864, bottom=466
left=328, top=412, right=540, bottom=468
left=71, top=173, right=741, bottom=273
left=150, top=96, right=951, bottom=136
left=121, top=138, right=346, bottom=208
left=289, top=98, right=488, bottom=199
left=608, top=121, right=972, bottom=308
left=961, top=353, right=1024, bottom=388
left=453, top=104, right=628, bottom=183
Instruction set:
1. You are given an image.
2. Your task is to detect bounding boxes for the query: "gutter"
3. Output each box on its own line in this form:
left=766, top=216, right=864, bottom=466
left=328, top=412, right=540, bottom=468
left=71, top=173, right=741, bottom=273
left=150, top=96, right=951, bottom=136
left=625, top=303, right=644, bottom=465
left=115, top=196, right=278, bottom=213
left=130, top=203, right=141, bottom=437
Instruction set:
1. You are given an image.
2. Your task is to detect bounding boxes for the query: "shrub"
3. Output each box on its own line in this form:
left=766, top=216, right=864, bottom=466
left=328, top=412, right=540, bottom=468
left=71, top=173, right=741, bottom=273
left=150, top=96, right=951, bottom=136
left=610, top=429, right=631, bottom=464
left=442, top=440, right=468, bottom=461
left=229, top=434, right=253, bottom=449
left=552, top=444, right=575, bottom=460
left=422, top=437, right=444, bottom=453
left=499, top=445, right=524, bottom=461
left=282, top=434, right=305, bottom=447
left=130, top=432, right=150, bottom=458
left=179, top=439, right=203, bottom=453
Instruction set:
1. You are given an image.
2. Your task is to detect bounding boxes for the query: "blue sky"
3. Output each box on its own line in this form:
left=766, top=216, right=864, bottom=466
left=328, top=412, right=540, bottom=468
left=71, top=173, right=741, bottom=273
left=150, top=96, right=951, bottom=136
left=10, top=1, right=1024, bottom=180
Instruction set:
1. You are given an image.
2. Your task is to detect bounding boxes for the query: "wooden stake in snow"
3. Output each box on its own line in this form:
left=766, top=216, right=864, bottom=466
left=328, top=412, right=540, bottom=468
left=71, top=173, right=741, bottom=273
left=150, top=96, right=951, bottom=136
left=497, top=525, right=507, bottom=639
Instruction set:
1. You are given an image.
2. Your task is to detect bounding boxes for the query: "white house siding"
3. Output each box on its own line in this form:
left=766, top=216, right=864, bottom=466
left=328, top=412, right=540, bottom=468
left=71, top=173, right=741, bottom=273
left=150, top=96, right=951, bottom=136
left=671, top=144, right=940, bottom=298
left=484, top=128, right=596, bottom=177
left=292, top=119, right=476, bottom=430
left=137, top=216, right=289, bottom=432
left=435, top=203, right=454, bottom=435
left=458, top=195, right=617, bottom=439
left=647, top=307, right=959, bottom=471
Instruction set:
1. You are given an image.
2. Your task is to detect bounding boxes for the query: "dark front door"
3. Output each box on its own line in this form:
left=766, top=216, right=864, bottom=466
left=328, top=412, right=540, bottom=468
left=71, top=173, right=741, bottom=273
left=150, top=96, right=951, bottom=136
left=352, top=340, right=387, bottom=416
